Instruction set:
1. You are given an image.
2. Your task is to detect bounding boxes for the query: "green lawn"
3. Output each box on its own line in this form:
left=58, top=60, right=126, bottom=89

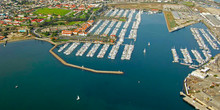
left=93, top=8, right=100, bottom=12
left=119, top=18, right=126, bottom=22
left=67, top=21, right=85, bottom=25
left=34, top=8, right=71, bottom=16
left=183, top=2, right=194, bottom=7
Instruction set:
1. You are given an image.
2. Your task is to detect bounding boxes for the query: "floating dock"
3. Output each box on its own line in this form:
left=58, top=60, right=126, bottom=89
left=171, top=48, right=179, bottom=63
left=76, top=43, right=91, bottom=56
left=64, top=42, right=80, bottom=55
left=191, top=50, right=204, bottom=64
left=86, top=44, right=100, bottom=57
left=58, top=43, right=69, bottom=52
left=97, top=44, right=110, bottom=58
left=180, top=48, right=193, bottom=64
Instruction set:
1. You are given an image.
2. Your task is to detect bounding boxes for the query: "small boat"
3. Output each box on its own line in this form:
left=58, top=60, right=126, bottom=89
left=76, top=95, right=80, bottom=101
left=148, top=42, right=150, bottom=46
left=143, top=49, right=146, bottom=54
left=15, top=85, right=18, bottom=88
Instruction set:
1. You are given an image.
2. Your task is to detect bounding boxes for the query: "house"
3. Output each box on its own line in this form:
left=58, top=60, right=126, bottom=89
left=31, top=19, right=44, bottom=23
left=78, top=32, right=87, bottom=36
left=73, top=28, right=82, bottom=35
left=0, top=21, right=4, bottom=24
left=61, top=30, right=73, bottom=36
left=87, top=20, right=94, bottom=25
left=4, top=19, right=12, bottom=22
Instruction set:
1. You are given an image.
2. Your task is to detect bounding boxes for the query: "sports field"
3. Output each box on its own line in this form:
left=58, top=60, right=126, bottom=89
left=34, top=8, right=71, bottom=16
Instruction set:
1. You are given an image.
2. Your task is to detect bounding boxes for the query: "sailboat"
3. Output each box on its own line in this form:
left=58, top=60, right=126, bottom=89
left=143, top=48, right=146, bottom=54
left=148, top=42, right=150, bottom=46
left=76, top=95, right=80, bottom=101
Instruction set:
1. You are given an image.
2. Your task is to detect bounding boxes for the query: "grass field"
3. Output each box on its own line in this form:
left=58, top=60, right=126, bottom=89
left=164, top=11, right=176, bottom=30
left=67, top=21, right=85, bottom=25
left=34, top=8, right=71, bottom=16
left=183, top=2, right=194, bottom=7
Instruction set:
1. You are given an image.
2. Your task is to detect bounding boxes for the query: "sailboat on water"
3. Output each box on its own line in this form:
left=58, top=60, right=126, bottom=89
left=143, top=48, right=146, bottom=54
left=76, top=95, right=80, bottom=101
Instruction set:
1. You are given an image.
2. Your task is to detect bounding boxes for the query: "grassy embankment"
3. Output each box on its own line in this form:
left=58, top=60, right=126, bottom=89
left=163, top=11, right=177, bottom=31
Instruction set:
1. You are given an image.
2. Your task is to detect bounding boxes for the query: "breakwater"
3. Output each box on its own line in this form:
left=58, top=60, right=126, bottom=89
left=35, top=37, right=124, bottom=74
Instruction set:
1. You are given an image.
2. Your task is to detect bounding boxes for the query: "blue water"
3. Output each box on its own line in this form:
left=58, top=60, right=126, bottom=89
left=0, top=13, right=219, bottom=110
left=214, top=0, right=220, bottom=3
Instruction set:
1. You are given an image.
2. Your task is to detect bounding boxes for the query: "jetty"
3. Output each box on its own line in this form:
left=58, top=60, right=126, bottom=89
left=34, top=38, right=123, bottom=74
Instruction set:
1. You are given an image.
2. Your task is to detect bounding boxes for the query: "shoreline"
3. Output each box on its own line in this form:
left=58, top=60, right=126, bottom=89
left=1, top=37, right=124, bottom=74
left=181, top=54, right=220, bottom=110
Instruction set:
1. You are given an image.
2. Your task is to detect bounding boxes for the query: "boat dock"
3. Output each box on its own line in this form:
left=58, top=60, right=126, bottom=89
left=64, top=42, right=80, bottom=55
left=206, top=29, right=220, bottom=45
left=118, top=29, right=127, bottom=44
left=108, top=44, right=120, bottom=59
left=58, top=43, right=69, bottom=52
left=88, top=20, right=102, bottom=34
left=115, top=9, right=124, bottom=17
left=94, top=20, right=110, bottom=35
left=97, top=44, right=110, bottom=58
left=105, top=9, right=112, bottom=16
left=190, top=28, right=209, bottom=50
left=202, top=50, right=212, bottom=62
left=110, top=9, right=119, bottom=17
left=180, top=48, right=193, bottom=64
left=191, top=50, right=205, bottom=64
left=121, top=44, right=134, bottom=60
left=199, top=29, right=219, bottom=50
left=122, top=9, right=129, bottom=17
left=171, top=48, right=179, bottom=63
left=76, top=43, right=91, bottom=56
left=49, top=44, right=123, bottom=74
left=86, top=44, right=100, bottom=57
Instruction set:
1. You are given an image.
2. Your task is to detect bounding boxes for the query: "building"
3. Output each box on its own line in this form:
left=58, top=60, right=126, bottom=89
left=61, top=30, right=73, bottom=36
left=0, top=36, right=5, bottom=40
left=191, top=70, right=208, bottom=79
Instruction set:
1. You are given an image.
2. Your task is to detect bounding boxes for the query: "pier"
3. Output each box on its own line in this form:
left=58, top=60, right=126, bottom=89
left=97, top=44, right=109, bottom=58
left=191, top=50, right=204, bottom=64
left=171, top=48, right=179, bottom=63
left=180, top=48, right=193, bottom=64
left=199, top=29, right=219, bottom=50
left=76, top=43, right=91, bottom=56
left=86, top=44, right=100, bottom=57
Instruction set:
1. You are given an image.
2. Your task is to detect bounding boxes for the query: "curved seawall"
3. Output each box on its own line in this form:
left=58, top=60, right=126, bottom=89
left=33, top=37, right=124, bottom=74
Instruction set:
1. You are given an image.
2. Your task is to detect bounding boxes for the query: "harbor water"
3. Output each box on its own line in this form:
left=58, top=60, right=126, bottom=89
left=0, top=13, right=219, bottom=110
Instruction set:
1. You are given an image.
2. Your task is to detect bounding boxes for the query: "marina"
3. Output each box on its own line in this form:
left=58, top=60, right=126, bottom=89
left=97, top=44, right=110, bottom=58
left=86, top=44, right=101, bottom=57
left=190, top=28, right=209, bottom=50
left=63, top=42, right=80, bottom=55
left=191, top=49, right=204, bottom=64
left=171, top=47, right=179, bottom=63
left=58, top=43, right=69, bottom=52
left=94, top=20, right=110, bottom=35
left=180, top=48, right=193, bottom=64
left=88, top=20, right=102, bottom=34
left=76, top=43, right=91, bottom=56
left=108, top=44, right=120, bottom=59
left=199, top=28, right=219, bottom=50
left=121, top=44, right=134, bottom=60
